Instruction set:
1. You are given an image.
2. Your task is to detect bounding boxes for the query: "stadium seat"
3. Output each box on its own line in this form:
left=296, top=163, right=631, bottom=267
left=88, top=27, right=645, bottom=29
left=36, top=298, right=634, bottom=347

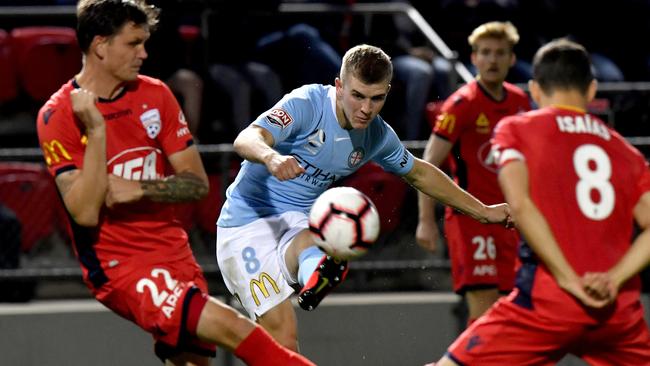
left=0, top=163, right=68, bottom=253
left=0, top=29, right=18, bottom=103
left=10, top=26, right=81, bottom=102
left=338, top=163, right=409, bottom=235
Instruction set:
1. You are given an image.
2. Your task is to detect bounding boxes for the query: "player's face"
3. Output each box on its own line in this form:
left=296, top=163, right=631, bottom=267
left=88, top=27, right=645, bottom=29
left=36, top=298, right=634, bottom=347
left=100, top=22, right=150, bottom=82
left=471, top=37, right=515, bottom=85
left=335, top=74, right=390, bottom=130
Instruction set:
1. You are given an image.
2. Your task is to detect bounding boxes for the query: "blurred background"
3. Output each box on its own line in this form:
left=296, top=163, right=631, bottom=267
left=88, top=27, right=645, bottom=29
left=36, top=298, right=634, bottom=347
left=0, top=1, right=649, bottom=365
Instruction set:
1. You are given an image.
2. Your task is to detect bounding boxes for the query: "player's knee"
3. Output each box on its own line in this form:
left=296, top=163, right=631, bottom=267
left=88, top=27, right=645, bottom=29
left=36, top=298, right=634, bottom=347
left=261, top=319, right=298, bottom=351
left=258, top=308, right=298, bottom=351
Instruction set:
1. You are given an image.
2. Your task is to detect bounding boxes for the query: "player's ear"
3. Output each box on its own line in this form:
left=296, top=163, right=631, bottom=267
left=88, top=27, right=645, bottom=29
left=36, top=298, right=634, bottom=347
left=335, top=77, right=343, bottom=97
left=528, top=80, right=541, bottom=105
left=509, top=52, right=517, bottom=67
left=586, top=79, right=598, bottom=102
left=470, top=51, right=478, bottom=67
left=92, top=35, right=108, bottom=60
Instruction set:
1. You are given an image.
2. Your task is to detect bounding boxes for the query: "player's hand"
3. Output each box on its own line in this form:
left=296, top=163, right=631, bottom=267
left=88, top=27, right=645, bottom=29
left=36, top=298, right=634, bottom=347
left=265, top=154, right=306, bottom=181
left=70, top=88, right=104, bottom=130
left=582, top=272, right=618, bottom=304
left=557, top=274, right=612, bottom=309
left=483, top=203, right=514, bottom=228
left=415, top=220, right=440, bottom=253
left=106, top=174, right=144, bottom=208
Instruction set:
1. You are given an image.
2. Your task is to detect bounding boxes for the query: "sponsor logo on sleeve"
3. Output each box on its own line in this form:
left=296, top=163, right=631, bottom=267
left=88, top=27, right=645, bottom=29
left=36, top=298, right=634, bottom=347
left=42, top=140, right=72, bottom=166
left=265, top=108, right=293, bottom=129
left=178, top=110, right=187, bottom=125
left=140, top=109, right=162, bottom=139
left=435, top=112, right=456, bottom=133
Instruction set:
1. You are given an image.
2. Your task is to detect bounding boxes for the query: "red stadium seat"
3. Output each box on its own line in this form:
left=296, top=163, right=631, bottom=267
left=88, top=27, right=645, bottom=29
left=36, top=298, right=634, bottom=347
left=338, top=163, right=409, bottom=235
left=10, top=26, right=81, bottom=102
left=0, top=163, right=69, bottom=253
left=0, top=29, right=18, bottom=103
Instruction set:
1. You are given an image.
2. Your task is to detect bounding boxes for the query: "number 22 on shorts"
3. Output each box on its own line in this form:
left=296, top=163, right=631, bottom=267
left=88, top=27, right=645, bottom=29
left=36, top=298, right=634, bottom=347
left=136, top=268, right=183, bottom=319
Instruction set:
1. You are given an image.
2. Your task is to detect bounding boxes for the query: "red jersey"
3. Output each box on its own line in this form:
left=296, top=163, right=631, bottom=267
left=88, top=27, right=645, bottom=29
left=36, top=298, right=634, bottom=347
left=492, top=106, right=650, bottom=315
left=434, top=80, right=530, bottom=207
left=36, top=76, right=195, bottom=288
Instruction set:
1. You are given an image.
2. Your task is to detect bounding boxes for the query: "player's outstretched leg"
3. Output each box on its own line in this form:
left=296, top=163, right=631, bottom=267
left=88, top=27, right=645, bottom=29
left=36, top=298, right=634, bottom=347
left=298, top=255, right=349, bottom=311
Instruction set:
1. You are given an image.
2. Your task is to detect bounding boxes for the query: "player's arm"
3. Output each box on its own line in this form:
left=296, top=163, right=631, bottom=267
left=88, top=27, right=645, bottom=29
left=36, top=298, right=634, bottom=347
left=55, top=89, right=107, bottom=227
left=106, top=146, right=209, bottom=207
left=498, top=160, right=609, bottom=308
left=415, top=134, right=453, bottom=252
left=233, top=125, right=305, bottom=181
left=599, top=192, right=650, bottom=295
left=404, top=157, right=508, bottom=224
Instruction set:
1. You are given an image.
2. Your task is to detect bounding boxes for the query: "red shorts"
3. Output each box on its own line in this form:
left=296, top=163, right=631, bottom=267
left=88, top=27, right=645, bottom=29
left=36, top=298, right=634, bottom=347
left=447, top=289, right=650, bottom=365
left=90, top=247, right=216, bottom=358
left=444, top=212, right=518, bottom=293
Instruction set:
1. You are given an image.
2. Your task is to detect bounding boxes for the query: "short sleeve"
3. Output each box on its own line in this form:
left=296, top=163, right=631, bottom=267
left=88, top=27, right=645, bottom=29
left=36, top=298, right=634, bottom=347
left=373, top=122, right=415, bottom=176
left=36, top=100, right=84, bottom=177
left=491, top=116, right=524, bottom=168
left=433, top=94, right=469, bottom=143
left=252, top=93, right=315, bottom=145
left=638, top=165, right=650, bottom=195
left=157, top=82, right=194, bottom=156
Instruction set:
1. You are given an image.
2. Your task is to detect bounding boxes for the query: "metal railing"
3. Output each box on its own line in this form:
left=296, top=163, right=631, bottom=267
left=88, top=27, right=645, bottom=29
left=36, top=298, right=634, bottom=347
left=278, top=1, right=474, bottom=84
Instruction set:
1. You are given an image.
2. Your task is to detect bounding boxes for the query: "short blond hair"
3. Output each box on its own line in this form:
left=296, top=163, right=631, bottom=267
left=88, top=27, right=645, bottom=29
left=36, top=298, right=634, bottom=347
left=468, top=21, right=520, bottom=51
left=340, top=44, right=392, bottom=84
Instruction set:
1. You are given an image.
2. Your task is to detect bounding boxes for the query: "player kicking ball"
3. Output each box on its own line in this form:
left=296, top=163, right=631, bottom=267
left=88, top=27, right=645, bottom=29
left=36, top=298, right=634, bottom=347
left=216, top=44, right=512, bottom=351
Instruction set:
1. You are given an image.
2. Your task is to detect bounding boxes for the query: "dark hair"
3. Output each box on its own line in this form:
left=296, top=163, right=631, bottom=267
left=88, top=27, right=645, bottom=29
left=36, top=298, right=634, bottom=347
left=76, top=0, right=160, bottom=52
left=340, top=44, right=393, bottom=84
left=533, top=38, right=593, bottom=95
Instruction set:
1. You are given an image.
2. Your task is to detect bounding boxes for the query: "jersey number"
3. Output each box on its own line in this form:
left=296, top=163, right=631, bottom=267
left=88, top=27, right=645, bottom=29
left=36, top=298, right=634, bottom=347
left=573, top=144, right=615, bottom=220
left=135, top=268, right=182, bottom=319
left=472, top=235, right=496, bottom=260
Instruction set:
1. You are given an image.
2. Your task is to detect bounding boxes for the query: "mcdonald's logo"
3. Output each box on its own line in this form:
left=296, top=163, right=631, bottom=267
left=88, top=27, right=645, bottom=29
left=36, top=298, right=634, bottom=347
left=436, top=112, right=456, bottom=133
left=249, top=272, right=280, bottom=306
left=42, top=140, right=72, bottom=166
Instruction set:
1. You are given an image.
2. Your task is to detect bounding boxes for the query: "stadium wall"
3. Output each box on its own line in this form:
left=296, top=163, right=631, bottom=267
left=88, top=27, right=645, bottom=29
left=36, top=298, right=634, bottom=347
left=1, top=292, right=647, bottom=365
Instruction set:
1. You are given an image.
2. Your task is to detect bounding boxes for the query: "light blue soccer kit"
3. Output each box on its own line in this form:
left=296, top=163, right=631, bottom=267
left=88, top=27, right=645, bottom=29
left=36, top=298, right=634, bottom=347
left=216, top=84, right=414, bottom=317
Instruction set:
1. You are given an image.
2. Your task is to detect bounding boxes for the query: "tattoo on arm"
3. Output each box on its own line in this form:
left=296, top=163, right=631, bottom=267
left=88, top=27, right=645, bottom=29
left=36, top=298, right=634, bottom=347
left=141, top=172, right=208, bottom=203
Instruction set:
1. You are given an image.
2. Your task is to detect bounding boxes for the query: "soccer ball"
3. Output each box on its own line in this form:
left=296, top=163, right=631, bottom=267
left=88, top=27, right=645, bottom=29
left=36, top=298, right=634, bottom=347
left=308, top=186, right=380, bottom=260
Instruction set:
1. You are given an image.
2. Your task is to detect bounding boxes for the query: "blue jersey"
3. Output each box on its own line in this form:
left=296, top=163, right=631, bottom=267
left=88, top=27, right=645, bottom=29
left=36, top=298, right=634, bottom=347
left=217, top=84, right=415, bottom=227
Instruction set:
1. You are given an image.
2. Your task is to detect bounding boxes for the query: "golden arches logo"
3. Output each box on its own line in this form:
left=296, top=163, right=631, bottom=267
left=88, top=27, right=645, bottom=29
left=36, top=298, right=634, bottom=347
left=42, top=140, right=72, bottom=166
left=436, top=113, right=456, bottom=133
left=249, top=273, right=280, bottom=306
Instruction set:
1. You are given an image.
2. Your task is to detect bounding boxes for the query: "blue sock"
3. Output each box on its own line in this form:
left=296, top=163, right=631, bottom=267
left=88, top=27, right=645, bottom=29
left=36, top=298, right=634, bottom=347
left=297, top=246, right=325, bottom=287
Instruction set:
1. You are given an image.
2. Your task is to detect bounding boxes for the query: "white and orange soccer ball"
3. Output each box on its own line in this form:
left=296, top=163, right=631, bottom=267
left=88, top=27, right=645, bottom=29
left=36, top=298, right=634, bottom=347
left=308, top=187, right=380, bottom=260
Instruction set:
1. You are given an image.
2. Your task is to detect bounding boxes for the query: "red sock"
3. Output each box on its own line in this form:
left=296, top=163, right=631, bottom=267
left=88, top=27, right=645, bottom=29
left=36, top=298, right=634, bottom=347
left=234, top=326, right=315, bottom=366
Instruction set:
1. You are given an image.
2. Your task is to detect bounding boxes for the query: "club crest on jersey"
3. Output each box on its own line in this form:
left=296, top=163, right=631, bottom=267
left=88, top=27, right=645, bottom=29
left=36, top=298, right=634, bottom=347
left=266, top=108, right=293, bottom=129
left=348, top=147, right=365, bottom=168
left=140, top=109, right=162, bottom=139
